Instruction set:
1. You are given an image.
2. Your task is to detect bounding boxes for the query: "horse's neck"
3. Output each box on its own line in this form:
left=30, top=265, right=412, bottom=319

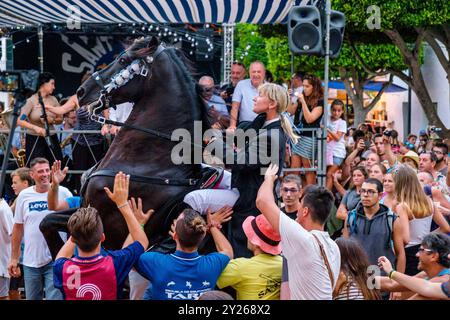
left=100, top=93, right=201, bottom=175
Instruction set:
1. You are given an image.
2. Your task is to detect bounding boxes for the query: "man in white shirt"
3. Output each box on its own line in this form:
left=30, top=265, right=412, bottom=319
left=229, top=61, right=266, bottom=131
left=8, top=157, right=72, bottom=300
left=256, top=164, right=341, bottom=300
left=0, top=199, right=13, bottom=300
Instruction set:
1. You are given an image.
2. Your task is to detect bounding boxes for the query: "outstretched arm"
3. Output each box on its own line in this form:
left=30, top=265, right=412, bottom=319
left=377, top=256, right=449, bottom=299
left=104, top=172, right=149, bottom=250
left=56, top=236, right=76, bottom=260
left=256, top=163, right=282, bottom=232
left=206, top=206, right=233, bottom=259
left=48, top=160, right=70, bottom=211
left=122, top=197, right=154, bottom=249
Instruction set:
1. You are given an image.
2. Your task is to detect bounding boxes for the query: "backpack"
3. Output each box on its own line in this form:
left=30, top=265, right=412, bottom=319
left=347, top=204, right=395, bottom=250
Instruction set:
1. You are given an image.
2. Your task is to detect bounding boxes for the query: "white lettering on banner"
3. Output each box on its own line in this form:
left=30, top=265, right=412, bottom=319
left=60, top=35, right=114, bottom=74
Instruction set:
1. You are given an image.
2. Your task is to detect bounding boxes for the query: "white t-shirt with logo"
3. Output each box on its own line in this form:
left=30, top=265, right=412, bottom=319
left=279, top=212, right=341, bottom=300
left=327, top=118, right=347, bottom=159
left=14, top=186, right=72, bottom=268
left=0, top=199, right=13, bottom=278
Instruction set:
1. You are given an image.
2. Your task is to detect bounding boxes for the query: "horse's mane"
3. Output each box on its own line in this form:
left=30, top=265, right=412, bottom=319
left=125, top=37, right=211, bottom=128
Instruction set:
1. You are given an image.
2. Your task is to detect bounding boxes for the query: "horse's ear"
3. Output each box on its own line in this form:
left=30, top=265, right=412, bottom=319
left=148, top=36, right=159, bottom=49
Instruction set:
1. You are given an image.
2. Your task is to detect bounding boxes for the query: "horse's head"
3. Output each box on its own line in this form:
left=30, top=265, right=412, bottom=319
left=77, top=35, right=211, bottom=131
left=76, top=36, right=161, bottom=110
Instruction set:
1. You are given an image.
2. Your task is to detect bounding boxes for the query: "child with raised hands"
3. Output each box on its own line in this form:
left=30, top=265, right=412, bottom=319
left=53, top=172, right=152, bottom=300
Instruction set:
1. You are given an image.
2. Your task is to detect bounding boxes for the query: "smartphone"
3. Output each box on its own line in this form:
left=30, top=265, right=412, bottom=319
left=364, top=140, right=371, bottom=148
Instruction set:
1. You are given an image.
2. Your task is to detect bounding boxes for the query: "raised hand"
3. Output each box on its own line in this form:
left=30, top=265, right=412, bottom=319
left=377, top=256, right=393, bottom=274
left=206, top=206, right=233, bottom=229
left=264, top=163, right=279, bottom=182
left=104, top=172, right=130, bottom=206
left=51, top=160, right=69, bottom=185
left=129, top=197, right=154, bottom=225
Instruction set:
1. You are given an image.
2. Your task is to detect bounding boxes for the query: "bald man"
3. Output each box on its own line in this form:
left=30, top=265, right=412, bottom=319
left=229, top=61, right=266, bottom=131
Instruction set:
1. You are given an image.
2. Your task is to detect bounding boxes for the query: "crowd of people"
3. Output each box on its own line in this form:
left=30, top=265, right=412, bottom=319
left=0, top=59, right=449, bottom=301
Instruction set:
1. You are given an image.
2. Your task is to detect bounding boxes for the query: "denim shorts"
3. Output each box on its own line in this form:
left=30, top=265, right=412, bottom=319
left=0, top=277, right=9, bottom=297
left=333, top=156, right=345, bottom=166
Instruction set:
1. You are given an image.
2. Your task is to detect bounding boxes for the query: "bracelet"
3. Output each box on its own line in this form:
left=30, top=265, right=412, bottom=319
left=117, top=202, right=129, bottom=209
left=388, top=270, right=396, bottom=279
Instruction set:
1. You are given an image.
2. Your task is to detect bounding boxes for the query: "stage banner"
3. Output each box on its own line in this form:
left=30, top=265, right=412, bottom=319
left=13, top=32, right=126, bottom=97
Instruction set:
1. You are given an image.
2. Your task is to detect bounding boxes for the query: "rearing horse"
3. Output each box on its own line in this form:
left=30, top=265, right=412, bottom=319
left=74, top=36, right=210, bottom=250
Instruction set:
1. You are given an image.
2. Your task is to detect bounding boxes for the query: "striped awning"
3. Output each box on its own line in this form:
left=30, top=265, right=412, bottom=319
left=0, top=0, right=303, bottom=27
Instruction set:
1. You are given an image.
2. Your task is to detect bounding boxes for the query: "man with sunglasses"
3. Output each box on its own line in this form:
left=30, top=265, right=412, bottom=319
left=377, top=233, right=450, bottom=299
left=199, top=76, right=230, bottom=130
left=343, top=178, right=406, bottom=275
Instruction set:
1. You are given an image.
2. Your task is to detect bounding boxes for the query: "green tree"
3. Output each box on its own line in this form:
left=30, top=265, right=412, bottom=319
left=235, top=24, right=408, bottom=126
left=333, top=0, right=450, bottom=137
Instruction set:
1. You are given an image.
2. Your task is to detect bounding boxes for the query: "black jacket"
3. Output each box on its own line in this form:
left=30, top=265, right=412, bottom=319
left=210, top=113, right=286, bottom=257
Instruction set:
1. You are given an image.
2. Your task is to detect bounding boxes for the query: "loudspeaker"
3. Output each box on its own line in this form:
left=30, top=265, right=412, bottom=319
left=288, top=6, right=322, bottom=55
left=328, top=10, right=345, bottom=58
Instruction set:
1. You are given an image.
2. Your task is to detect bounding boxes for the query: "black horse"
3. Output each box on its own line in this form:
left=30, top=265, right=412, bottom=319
left=42, top=37, right=216, bottom=255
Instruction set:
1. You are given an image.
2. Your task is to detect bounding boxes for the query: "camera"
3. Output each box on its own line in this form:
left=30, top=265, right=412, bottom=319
left=430, top=126, right=442, bottom=132
left=383, top=130, right=392, bottom=137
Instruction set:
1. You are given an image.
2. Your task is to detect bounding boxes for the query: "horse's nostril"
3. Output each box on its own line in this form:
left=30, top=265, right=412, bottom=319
left=77, top=87, right=85, bottom=99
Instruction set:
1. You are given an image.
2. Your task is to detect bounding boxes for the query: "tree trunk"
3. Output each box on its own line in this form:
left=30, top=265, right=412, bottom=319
left=384, top=29, right=450, bottom=139
left=353, top=105, right=370, bottom=127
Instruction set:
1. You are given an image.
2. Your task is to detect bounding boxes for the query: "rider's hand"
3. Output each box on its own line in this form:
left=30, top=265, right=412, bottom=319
left=129, top=197, right=154, bottom=225
left=51, top=160, right=68, bottom=185
left=104, top=172, right=130, bottom=207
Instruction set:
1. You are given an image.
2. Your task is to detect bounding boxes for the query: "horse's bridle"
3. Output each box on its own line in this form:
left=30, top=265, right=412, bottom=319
left=86, top=44, right=166, bottom=123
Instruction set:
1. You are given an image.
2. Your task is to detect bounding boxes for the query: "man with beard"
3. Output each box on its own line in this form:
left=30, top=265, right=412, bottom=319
left=432, top=142, right=448, bottom=177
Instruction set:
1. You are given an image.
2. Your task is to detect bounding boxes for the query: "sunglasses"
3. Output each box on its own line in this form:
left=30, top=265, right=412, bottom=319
left=282, top=187, right=300, bottom=193
left=360, top=188, right=378, bottom=196
left=417, top=247, right=435, bottom=254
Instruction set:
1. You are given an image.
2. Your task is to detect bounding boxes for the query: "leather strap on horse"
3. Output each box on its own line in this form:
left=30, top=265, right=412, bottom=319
left=96, top=117, right=175, bottom=142
left=312, top=234, right=335, bottom=288
left=89, top=169, right=198, bottom=186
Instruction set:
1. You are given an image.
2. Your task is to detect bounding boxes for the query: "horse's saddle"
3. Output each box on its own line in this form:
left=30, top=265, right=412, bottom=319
left=198, top=166, right=224, bottom=190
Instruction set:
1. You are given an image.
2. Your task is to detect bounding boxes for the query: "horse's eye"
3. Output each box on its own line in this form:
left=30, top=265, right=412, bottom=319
left=119, top=58, right=127, bottom=65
